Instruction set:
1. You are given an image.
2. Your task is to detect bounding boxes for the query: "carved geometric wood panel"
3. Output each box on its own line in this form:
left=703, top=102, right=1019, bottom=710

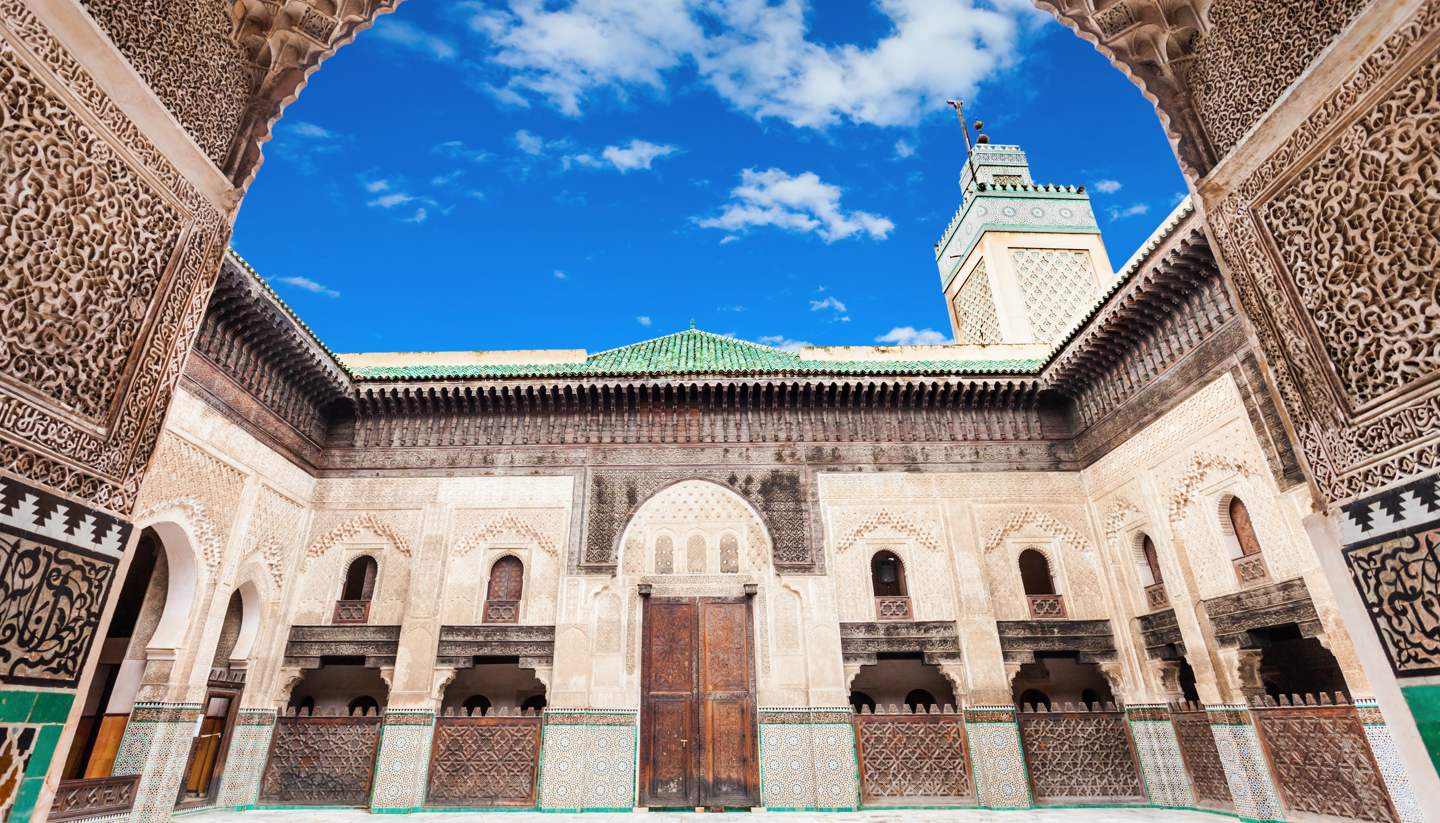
left=259, top=717, right=380, bottom=806
left=1017, top=709, right=1144, bottom=800
left=855, top=713, right=972, bottom=801
left=426, top=717, right=540, bottom=807
left=1252, top=704, right=1397, bottom=823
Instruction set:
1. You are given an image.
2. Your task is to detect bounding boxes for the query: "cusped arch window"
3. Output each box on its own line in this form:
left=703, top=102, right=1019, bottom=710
left=870, top=551, right=913, bottom=621
left=484, top=556, right=524, bottom=624
left=334, top=555, right=377, bottom=624
left=1222, top=496, right=1271, bottom=586
left=1019, top=549, right=1065, bottom=618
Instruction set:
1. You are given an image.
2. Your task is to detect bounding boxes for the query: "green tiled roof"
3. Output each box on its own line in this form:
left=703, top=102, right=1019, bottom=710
left=347, top=329, right=1042, bottom=381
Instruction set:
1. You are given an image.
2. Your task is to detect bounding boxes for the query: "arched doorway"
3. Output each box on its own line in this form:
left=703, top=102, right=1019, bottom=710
left=622, top=480, right=764, bottom=809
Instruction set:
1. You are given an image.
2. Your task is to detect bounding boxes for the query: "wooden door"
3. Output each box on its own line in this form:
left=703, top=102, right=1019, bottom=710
left=641, top=597, right=757, bottom=809
left=641, top=600, right=698, bottom=806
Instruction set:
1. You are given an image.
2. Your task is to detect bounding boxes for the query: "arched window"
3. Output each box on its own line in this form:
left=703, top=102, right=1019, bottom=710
left=484, top=556, right=524, bottom=624
left=521, top=695, right=548, bottom=713
left=870, top=551, right=907, bottom=597
left=1018, top=549, right=1056, bottom=595
left=462, top=694, right=491, bottom=716
left=1139, top=535, right=1164, bottom=587
left=291, top=696, right=315, bottom=716
left=654, top=535, right=674, bottom=574
left=334, top=556, right=377, bottom=623
left=347, top=696, right=379, bottom=716
left=905, top=689, right=938, bottom=712
left=850, top=692, right=877, bottom=713
left=1229, top=498, right=1262, bottom=557
left=1019, top=689, right=1051, bottom=711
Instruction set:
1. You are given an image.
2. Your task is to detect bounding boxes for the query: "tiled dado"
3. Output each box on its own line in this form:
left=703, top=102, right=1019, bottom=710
left=1125, top=704, right=1194, bottom=808
left=215, top=709, right=276, bottom=809
left=121, top=703, right=202, bottom=823
left=537, top=709, right=636, bottom=811
left=963, top=705, right=1031, bottom=809
left=1206, top=705, right=1284, bottom=823
left=0, top=689, right=75, bottom=823
left=370, top=710, right=435, bottom=812
left=757, top=707, right=858, bottom=811
left=1358, top=698, right=1424, bottom=823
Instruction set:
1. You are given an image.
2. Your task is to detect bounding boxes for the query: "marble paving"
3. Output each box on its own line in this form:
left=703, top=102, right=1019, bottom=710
left=188, top=809, right=1227, bottom=823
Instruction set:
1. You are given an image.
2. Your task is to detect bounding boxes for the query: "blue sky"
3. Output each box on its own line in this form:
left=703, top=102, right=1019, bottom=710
left=232, top=0, right=1186, bottom=354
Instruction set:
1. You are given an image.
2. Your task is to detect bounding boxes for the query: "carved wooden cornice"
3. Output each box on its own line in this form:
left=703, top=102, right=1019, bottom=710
left=839, top=621, right=964, bottom=665
left=283, top=623, right=400, bottom=668
left=995, top=618, right=1119, bottom=662
left=1201, top=577, right=1323, bottom=648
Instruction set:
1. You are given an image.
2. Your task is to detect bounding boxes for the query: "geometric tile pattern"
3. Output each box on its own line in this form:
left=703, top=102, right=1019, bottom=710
left=1338, top=474, right=1440, bottom=546
left=1357, top=700, right=1422, bottom=823
left=0, top=723, right=38, bottom=823
left=965, top=707, right=1031, bottom=809
left=757, top=710, right=859, bottom=811
left=370, top=711, right=434, bottom=812
left=127, top=704, right=202, bottom=823
left=536, top=710, right=635, bottom=811
left=1125, top=707, right=1194, bottom=808
left=953, top=261, right=1002, bottom=345
left=215, top=710, right=275, bottom=809
left=1207, top=706, right=1283, bottom=823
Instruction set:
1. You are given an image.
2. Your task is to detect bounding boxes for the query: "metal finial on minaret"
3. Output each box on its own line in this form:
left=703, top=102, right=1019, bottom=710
left=947, top=99, right=989, bottom=196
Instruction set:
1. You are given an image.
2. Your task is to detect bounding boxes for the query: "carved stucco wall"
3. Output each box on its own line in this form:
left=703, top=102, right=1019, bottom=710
left=1204, top=0, right=1440, bottom=505
left=0, top=0, right=229, bottom=515
left=1082, top=372, right=1371, bottom=698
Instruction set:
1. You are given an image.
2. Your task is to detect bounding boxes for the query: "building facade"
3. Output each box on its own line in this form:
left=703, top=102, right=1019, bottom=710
left=2, top=1, right=1439, bottom=820
left=24, top=148, right=1422, bottom=822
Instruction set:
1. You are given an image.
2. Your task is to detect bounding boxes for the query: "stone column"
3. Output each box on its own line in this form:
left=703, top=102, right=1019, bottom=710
left=965, top=705, right=1032, bottom=809
left=1205, top=705, right=1284, bottom=823
left=1124, top=704, right=1195, bottom=808
left=215, top=708, right=277, bottom=809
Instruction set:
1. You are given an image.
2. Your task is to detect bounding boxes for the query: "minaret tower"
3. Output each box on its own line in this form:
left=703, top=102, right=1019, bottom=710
left=935, top=103, right=1117, bottom=346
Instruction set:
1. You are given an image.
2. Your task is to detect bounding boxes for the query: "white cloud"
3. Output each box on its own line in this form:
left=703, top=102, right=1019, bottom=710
left=468, top=0, right=1022, bottom=130
left=287, top=121, right=336, bottom=140
left=368, top=191, right=419, bottom=209
left=364, top=178, right=392, bottom=193
left=810, top=296, right=848, bottom=313
left=277, top=276, right=340, bottom=298
left=718, top=235, right=740, bottom=245
left=468, top=0, right=701, bottom=116
left=758, top=334, right=812, bottom=353
left=401, top=207, right=429, bottom=224
left=431, top=170, right=465, bottom=186
left=514, top=129, right=548, bottom=155
left=432, top=140, right=493, bottom=163
left=563, top=152, right=606, bottom=170
left=1093, top=178, right=1122, bottom=194
left=554, top=269, right=568, bottom=279
left=371, top=17, right=458, bottom=61
left=876, top=326, right=950, bottom=345
left=697, top=168, right=893, bottom=243
left=894, top=139, right=916, bottom=159
left=1108, top=202, right=1151, bottom=221
left=601, top=139, right=678, bottom=172
left=636, top=315, right=653, bottom=326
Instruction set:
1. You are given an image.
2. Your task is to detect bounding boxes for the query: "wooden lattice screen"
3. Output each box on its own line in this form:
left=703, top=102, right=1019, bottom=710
left=1016, top=702, right=1144, bottom=802
left=853, top=705, right=971, bottom=803
left=1250, top=694, right=1397, bottom=823
left=426, top=709, right=542, bottom=807
left=259, top=713, right=381, bottom=806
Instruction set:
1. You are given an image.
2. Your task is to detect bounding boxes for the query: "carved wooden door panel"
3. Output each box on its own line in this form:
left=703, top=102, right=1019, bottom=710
left=486, top=557, right=524, bottom=600
left=641, top=599, right=698, bottom=807
left=698, top=599, right=756, bottom=807
left=641, top=597, right=757, bottom=809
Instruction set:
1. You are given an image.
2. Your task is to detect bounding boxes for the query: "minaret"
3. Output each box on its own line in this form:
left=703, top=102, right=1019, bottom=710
left=935, top=105, right=1116, bottom=346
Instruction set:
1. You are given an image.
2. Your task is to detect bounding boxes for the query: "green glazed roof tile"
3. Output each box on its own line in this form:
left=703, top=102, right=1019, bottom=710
left=347, top=329, right=1041, bottom=380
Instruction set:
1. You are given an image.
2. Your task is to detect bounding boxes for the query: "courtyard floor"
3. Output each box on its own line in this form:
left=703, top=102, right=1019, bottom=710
left=188, top=810, right=1225, bottom=823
